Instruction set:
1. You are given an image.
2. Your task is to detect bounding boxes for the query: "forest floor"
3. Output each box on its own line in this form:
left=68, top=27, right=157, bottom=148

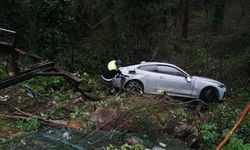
left=0, top=75, right=249, bottom=149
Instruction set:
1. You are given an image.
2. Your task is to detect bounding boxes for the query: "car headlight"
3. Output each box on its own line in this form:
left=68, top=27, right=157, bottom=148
left=218, top=84, right=225, bottom=88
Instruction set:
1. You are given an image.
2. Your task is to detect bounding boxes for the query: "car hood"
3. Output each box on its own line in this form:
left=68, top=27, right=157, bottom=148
left=192, top=76, right=224, bottom=85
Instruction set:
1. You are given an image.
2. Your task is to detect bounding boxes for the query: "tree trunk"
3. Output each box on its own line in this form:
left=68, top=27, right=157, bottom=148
left=174, top=0, right=183, bottom=35
left=182, top=0, right=190, bottom=39
left=204, top=0, right=209, bottom=19
left=212, top=0, right=225, bottom=32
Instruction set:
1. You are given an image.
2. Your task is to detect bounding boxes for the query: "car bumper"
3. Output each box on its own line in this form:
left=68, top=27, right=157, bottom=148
left=218, top=87, right=226, bottom=101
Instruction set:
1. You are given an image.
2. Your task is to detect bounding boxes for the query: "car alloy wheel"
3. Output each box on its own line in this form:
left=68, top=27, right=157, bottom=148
left=200, top=87, right=219, bottom=103
left=125, top=80, right=144, bottom=94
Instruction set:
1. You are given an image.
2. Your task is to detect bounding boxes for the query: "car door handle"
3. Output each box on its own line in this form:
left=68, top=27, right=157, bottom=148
left=160, top=76, right=166, bottom=79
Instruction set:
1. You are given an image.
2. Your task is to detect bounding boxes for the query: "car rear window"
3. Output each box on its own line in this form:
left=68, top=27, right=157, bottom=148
left=138, top=65, right=156, bottom=72
left=157, top=65, right=184, bottom=76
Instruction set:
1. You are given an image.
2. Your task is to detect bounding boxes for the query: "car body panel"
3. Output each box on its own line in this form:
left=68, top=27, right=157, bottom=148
left=157, top=73, right=194, bottom=97
left=113, top=62, right=226, bottom=101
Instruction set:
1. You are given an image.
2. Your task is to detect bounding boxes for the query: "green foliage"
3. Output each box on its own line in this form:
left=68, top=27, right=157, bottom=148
left=25, top=76, right=65, bottom=94
left=121, top=144, right=144, bottom=150
left=164, top=138, right=177, bottom=146
left=209, top=103, right=239, bottom=129
left=169, top=108, right=188, bottom=121
left=70, top=107, right=90, bottom=120
left=15, top=119, right=40, bottom=132
left=107, top=144, right=118, bottom=150
left=208, top=102, right=250, bottom=138
left=211, top=0, right=225, bottom=31
left=107, top=143, right=144, bottom=150
left=202, top=99, right=250, bottom=148
left=79, top=72, right=103, bottom=92
left=223, top=137, right=250, bottom=150
left=159, top=107, right=189, bottom=122
left=20, top=0, right=75, bottom=58
left=243, top=46, right=250, bottom=74
left=0, top=64, right=7, bottom=79
left=45, top=107, right=67, bottom=119
left=0, top=0, right=250, bottom=88
left=201, top=123, right=219, bottom=148
left=1, top=0, right=250, bottom=148
left=143, top=118, right=158, bottom=144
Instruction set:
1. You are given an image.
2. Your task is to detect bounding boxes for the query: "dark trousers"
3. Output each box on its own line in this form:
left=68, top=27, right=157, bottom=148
left=102, top=80, right=116, bottom=94
left=102, top=77, right=126, bottom=95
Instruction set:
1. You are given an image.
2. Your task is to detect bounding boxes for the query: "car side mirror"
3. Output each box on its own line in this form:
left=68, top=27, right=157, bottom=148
left=186, top=76, right=191, bottom=82
left=129, top=70, right=135, bottom=74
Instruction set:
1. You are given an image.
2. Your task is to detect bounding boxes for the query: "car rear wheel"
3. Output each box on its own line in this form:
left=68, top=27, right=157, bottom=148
left=125, top=80, right=144, bottom=94
left=200, top=87, right=219, bottom=103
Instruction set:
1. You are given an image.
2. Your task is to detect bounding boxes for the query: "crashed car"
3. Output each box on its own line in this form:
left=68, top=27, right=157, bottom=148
left=113, top=61, right=226, bottom=102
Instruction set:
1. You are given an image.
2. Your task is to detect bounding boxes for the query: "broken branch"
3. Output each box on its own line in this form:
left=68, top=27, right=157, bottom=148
left=8, top=104, right=69, bottom=126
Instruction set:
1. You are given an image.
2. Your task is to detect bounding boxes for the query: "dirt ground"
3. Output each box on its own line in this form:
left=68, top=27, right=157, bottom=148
left=0, top=81, right=205, bottom=150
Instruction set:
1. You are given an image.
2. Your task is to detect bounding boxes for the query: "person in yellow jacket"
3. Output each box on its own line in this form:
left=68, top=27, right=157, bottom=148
left=101, top=59, right=123, bottom=95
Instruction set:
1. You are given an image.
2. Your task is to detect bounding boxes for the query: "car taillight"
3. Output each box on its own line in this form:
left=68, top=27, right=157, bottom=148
left=219, top=84, right=225, bottom=88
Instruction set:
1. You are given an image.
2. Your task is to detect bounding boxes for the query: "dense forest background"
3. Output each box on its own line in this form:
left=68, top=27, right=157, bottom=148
left=1, top=0, right=250, bottom=92
left=1, top=1, right=250, bottom=149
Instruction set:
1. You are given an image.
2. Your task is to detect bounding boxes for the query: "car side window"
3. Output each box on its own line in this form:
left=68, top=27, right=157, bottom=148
left=138, top=65, right=157, bottom=72
left=157, top=65, right=184, bottom=76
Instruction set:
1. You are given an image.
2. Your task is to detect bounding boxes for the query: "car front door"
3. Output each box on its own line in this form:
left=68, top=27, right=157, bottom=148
left=156, top=65, right=194, bottom=97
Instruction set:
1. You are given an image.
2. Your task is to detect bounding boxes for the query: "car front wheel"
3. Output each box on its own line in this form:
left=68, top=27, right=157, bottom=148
left=125, top=80, right=144, bottom=94
left=200, top=87, right=219, bottom=103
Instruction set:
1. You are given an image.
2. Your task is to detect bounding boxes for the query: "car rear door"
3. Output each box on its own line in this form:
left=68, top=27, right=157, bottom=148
left=136, top=65, right=159, bottom=93
left=156, top=65, right=194, bottom=97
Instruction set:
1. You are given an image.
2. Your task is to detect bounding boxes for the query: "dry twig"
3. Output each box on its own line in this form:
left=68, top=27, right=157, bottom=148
left=8, top=104, right=69, bottom=126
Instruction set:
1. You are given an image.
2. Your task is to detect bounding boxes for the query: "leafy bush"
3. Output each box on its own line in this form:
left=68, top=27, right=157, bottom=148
left=70, top=107, right=90, bottom=121
left=0, top=64, right=7, bottom=79
left=45, top=107, right=67, bottom=119
left=203, top=97, right=250, bottom=148
left=107, top=143, right=144, bottom=150
left=16, top=119, right=40, bottom=132
left=25, top=76, right=65, bottom=94
left=223, top=138, right=250, bottom=150
left=201, top=123, right=219, bottom=148
left=212, top=103, right=239, bottom=129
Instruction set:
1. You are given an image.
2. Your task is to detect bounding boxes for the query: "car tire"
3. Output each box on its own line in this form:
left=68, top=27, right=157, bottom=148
left=200, top=87, right=219, bottom=103
left=125, top=80, right=144, bottom=94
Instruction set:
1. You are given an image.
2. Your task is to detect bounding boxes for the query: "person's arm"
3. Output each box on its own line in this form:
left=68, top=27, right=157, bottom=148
left=117, top=69, right=122, bottom=75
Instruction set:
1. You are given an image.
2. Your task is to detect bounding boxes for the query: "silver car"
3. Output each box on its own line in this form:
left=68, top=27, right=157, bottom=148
left=113, top=62, right=226, bottom=102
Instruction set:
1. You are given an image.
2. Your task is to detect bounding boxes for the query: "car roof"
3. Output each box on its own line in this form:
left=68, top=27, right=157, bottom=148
left=129, top=61, right=189, bottom=76
left=138, top=61, right=175, bottom=66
